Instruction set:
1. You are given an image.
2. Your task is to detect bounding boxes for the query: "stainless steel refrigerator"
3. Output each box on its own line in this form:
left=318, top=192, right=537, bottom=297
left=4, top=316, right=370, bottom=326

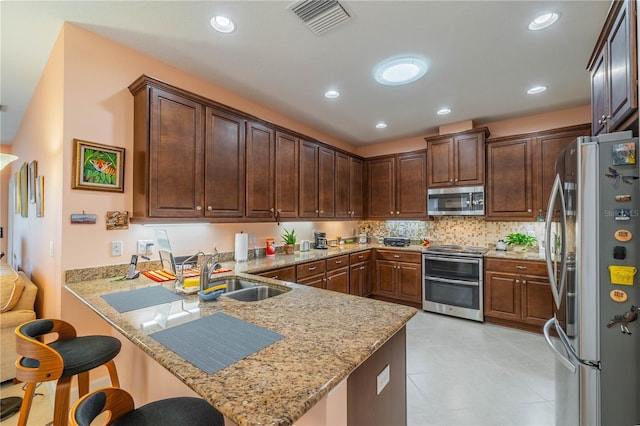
left=543, top=131, right=639, bottom=425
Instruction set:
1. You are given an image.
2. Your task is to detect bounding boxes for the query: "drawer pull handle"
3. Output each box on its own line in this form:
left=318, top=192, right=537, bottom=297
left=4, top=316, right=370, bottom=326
left=335, top=260, right=342, bottom=264
left=393, top=255, right=400, bottom=258
left=308, top=266, right=316, bottom=271
left=516, top=265, right=527, bottom=270
left=358, top=255, right=363, bottom=259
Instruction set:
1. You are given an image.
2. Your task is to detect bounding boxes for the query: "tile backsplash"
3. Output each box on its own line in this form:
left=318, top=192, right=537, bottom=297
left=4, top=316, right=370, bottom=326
left=357, top=217, right=546, bottom=248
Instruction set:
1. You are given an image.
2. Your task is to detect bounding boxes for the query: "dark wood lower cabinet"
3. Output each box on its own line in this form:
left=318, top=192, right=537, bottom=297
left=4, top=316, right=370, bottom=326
left=347, top=327, right=406, bottom=426
left=256, top=266, right=296, bottom=282
left=484, top=258, right=553, bottom=333
left=349, top=251, right=372, bottom=297
left=372, top=250, right=422, bottom=308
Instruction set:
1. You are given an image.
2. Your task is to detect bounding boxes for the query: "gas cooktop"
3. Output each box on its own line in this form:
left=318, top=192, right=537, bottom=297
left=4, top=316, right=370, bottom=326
left=423, top=245, right=489, bottom=257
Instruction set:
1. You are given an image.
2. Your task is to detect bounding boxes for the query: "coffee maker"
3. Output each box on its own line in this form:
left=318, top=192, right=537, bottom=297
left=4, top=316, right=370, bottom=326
left=314, top=232, right=328, bottom=249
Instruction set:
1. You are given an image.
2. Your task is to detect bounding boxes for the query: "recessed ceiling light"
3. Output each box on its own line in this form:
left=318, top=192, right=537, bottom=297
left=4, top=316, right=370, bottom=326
left=437, top=108, right=451, bottom=115
left=528, top=12, right=560, bottom=31
left=374, top=57, right=428, bottom=86
left=376, top=122, right=388, bottom=129
left=324, top=90, right=340, bottom=99
left=527, top=85, right=548, bottom=95
left=210, top=15, right=236, bottom=33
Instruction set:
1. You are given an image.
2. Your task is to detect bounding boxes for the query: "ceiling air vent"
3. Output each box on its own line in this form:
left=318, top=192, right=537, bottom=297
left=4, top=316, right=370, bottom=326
left=289, top=0, right=351, bottom=36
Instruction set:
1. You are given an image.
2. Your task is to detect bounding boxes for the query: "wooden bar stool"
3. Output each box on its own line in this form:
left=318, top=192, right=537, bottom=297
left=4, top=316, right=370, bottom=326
left=15, top=319, right=121, bottom=426
left=69, top=387, right=224, bottom=426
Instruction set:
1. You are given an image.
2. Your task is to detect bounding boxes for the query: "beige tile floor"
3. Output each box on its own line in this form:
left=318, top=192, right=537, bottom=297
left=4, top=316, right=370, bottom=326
left=0, top=311, right=555, bottom=426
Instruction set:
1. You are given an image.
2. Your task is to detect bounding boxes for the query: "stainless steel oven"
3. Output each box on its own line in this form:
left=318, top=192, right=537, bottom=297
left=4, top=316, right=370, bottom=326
left=422, top=245, right=487, bottom=322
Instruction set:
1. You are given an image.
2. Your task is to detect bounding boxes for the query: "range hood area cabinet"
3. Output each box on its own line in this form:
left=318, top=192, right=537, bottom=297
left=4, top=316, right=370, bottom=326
left=365, top=151, right=427, bottom=219
left=425, top=127, right=489, bottom=188
left=299, top=140, right=336, bottom=218
left=335, top=153, right=364, bottom=219
left=130, top=78, right=246, bottom=220
left=485, top=124, right=590, bottom=221
left=588, top=0, right=637, bottom=136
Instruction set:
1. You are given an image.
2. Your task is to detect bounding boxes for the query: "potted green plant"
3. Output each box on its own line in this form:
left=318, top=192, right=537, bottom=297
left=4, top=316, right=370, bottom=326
left=505, top=233, right=537, bottom=253
left=281, top=228, right=296, bottom=255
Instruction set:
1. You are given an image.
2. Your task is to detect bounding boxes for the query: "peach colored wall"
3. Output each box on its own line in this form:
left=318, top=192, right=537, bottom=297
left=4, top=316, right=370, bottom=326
left=357, top=105, right=591, bottom=158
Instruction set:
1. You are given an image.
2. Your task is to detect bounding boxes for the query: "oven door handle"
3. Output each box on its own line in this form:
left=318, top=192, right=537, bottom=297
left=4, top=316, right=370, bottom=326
left=424, top=276, right=479, bottom=287
left=422, top=255, right=479, bottom=265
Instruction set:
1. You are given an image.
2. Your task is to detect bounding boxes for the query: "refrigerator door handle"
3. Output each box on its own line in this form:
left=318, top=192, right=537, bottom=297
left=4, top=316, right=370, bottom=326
left=543, top=317, right=576, bottom=373
left=545, top=175, right=568, bottom=309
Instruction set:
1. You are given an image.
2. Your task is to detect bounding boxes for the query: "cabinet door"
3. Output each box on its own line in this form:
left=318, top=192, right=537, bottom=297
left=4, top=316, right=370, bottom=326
left=607, top=0, right=637, bottom=131
left=486, top=137, right=534, bottom=219
left=374, top=260, right=397, bottom=298
left=318, top=146, right=335, bottom=217
left=204, top=107, right=245, bottom=218
left=349, top=262, right=371, bottom=297
left=245, top=121, right=275, bottom=218
left=521, top=275, right=554, bottom=327
left=326, top=267, right=349, bottom=294
left=349, top=157, right=364, bottom=218
left=591, top=48, right=608, bottom=136
left=274, top=132, right=299, bottom=218
left=455, top=133, right=485, bottom=186
left=427, top=138, right=454, bottom=187
left=148, top=88, right=204, bottom=217
left=299, top=140, right=319, bottom=218
left=395, top=152, right=427, bottom=218
left=297, top=274, right=325, bottom=288
left=366, top=157, right=395, bottom=219
left=484, top=271, right=520, bottom=321
left=396, top=262, right=422, bottom=302
left=335, top=152, right=351, bottom=218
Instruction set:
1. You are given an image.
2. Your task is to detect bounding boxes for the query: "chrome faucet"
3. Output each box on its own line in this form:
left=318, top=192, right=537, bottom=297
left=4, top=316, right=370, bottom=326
left=175, top=251, right=204, bottom=291
left=199, top=247, right=222, bottom=291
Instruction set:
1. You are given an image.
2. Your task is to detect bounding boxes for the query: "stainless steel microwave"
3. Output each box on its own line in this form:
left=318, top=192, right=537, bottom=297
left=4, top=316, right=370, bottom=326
left=427, top=186, right=485, bottom=216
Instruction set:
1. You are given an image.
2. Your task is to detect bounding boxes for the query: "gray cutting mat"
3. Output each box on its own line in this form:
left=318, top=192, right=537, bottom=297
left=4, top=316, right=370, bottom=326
left=102, top=285, right=184, bottom=313
left=149, top=312, right=284, bottom=374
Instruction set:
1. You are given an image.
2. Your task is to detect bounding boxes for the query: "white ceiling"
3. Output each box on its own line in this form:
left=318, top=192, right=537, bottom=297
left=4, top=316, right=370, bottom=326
left=1, top=1, right=610, bottom=146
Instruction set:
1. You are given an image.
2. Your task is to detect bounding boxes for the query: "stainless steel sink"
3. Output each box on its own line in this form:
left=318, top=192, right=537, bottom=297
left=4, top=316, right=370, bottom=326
left=204, top=278, right=259, bottom=293
left=222, top=285, right=288, bottom=302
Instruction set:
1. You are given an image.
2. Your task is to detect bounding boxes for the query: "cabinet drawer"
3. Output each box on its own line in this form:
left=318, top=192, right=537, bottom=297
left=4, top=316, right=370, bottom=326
left=485, top=258, right=547, bottom=276
left=375, top=249, right=421, bottom=264
left=327, top=255, right=349, bottom=271
left=297, top=260, right=326, bottom=279
left=350, top=250, right=371, bottom=264
left=257, top=266, right=296, bottom=282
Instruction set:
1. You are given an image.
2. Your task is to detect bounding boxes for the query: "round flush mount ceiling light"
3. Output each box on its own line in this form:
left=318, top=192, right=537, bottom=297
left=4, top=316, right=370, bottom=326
left=375, top=122, right=388, bottom=129
left=527, top=85, right=548, bottom=95
left=374, top=57, right=428, bottom=86
left=437, top=108, right=452, bottom=115
left=324, top=90, right=340, bottom=99
left=528, top=12, right=560, bottom=31
left=210, top=15, right=236, bottom=33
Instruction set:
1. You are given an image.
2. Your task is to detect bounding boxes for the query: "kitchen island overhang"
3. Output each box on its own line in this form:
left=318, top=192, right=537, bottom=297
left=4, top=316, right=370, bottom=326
left=65, top=272, right=416, bottom=425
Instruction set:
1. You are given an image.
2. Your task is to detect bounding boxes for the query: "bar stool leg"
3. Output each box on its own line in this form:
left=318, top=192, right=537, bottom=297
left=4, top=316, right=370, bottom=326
left=16, top=382, right=36, bottom=426
left=77, top=372, right=89, bottom=398
left=53, top=376, right=72, bottom=426
left=105, top=360, right=120, bottom=387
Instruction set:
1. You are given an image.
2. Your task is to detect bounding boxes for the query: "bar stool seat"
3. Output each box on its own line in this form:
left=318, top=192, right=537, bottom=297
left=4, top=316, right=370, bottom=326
left=70, top=387, right=224, bottom=426
left=15, top=319, right=121, bottom=426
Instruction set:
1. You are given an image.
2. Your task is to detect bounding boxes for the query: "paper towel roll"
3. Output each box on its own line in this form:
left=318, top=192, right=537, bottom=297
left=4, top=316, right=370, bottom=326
left=235, top=233, right=248, bottom=262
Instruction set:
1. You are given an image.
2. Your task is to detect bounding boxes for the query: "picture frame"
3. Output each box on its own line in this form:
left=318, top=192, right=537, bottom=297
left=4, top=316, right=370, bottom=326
left=28, top=160, right=37, bottom=203
left=72, top=139, right=125, bottom=192
left=19, top=162, right=28, bottom=218
left=36, top=175, right=44, bottom=217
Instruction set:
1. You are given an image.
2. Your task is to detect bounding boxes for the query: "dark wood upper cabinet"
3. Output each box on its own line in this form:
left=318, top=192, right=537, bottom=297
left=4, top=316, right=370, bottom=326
left=486, top=124, right=590, bottom=221
left=588, top=0, right=638, bottom=136
left=299, top=140, right=320, bottom=218
left=426, top=128, right=489, bottom=188
left=335, top=153, right=363, bottom=218
left=245, top=121, right=276, bottom=219
left=366, top=151, right=427, bottom=219
left=318, top=146, right=335, bottom=218
left=204, top=107, right=245, bottom=218
left=274, top=132, right=299, bottom=219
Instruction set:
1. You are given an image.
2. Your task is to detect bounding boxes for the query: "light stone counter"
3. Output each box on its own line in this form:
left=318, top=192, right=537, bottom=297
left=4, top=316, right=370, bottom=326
left=484, top=248, right=547, bottom=262
left=65, top=269, right=417, bottom=426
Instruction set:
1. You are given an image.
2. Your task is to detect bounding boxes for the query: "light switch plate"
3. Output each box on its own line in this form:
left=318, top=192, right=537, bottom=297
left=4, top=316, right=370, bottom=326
left=111, top=241, right=123, bottom=256
left=376, top=365, right=390, bottom=395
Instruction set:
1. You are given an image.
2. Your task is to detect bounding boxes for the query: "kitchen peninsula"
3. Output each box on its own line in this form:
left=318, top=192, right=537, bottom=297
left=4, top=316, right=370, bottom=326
left=65, top=267, right=416, bottom=426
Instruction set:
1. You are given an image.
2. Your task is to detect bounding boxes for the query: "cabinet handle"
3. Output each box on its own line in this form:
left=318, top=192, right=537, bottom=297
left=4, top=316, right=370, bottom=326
left=320, top=210, right=324, bottom=213
left=454, top=178, right=458, bottom=182
left=450, top=179, right=454, bottom=182
left=515, top=279, right=520, bottom=284
left=396, top=211, right=400, bottom=214
left=527, top=208, right=532, bottom=212
left=272, top=276, right=278, bottom=279
left=308, top=266, right=316, bottom=271
left=390, top=211, right=394, bottom=215
left=315, top=210, right=319, bottom=213
left=516, top=265, right=527, bottom=270
left=358, top=255, right=363, bottom=259
left=335, top=260, right=342, bottom=264
left=277, top=208, right=282, bottom=213
left=196, top=206, right=202, bottom=211
left=207, top=206, right=213, bottom=211
left=522, top=280, right=527, bottom=285
left=270, top=208, right=275, bottom=212
left=393, top=255, right=400, bottom=258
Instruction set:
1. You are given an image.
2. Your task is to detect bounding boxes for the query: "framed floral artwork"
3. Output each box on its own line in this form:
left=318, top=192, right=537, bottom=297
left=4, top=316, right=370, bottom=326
left=72, top=139, right=125, bottom=192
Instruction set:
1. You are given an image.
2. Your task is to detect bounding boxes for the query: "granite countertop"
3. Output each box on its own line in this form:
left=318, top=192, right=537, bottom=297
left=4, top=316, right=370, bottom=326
left=65, top=270, right=417, bottom=426
left=484, top=248, right=547, bottom=262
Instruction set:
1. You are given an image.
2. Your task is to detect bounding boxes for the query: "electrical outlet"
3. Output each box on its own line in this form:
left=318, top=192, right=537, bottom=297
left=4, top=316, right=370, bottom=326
left=137, top=240, right=154, bottom=255
left=111, top=241, right=123, bottom=256
left=376, top=365, right=390, bottom=395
